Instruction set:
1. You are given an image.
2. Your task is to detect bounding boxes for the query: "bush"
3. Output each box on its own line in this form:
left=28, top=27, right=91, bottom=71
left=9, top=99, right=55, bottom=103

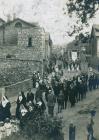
left=20, top=110, right=64, bottom=140
left=3, top=111, right=64, bottom=140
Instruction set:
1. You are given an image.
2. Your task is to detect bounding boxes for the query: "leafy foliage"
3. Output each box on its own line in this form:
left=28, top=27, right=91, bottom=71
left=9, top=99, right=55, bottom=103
left=20, top=110, right=63, bottom=140
left=65, top=0, right=99, bottom=35
left=67, top=0, right=99, bottom=23
left=77, top=32, right=90, bottom=43
left=4, top=110, right=64, bottom=140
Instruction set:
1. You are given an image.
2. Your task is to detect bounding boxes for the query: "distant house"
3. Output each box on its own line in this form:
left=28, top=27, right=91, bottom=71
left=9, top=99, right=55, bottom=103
left=66, top=40, right=81, bottom=61
left=90, top=24, right=99, bottom=57
left=66, top=39, right=89, bottom=61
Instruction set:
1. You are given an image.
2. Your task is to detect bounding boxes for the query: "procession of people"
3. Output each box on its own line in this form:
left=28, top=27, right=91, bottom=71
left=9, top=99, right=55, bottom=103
left=0, top=67, right=99, bottom=123
left=0, top=51, right=98, bottom=140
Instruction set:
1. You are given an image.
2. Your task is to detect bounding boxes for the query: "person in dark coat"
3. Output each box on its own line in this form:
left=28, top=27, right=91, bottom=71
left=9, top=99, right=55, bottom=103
left=27, top=89, right=34, bottom=105
left=78, top=78, right=83, bottom=101
left=57, top=90, right=64, bottom=113
left=93, top=75, right=97, bottom=90
left=35, top=87, right=42, bottom=101
left=1, top=96, right=11, bottom=120
left=83, top=78, right=87, bottom=99
left=32, top=73, right=36, bottom=88
left=16, top=91, right=27, bottom=119
left=73, top=78, right=79, bottom=103
left=87, top=118, right=94, bottom=140
left=36, top=97, right=46, bottom=115
left=63, top=80, right=68, bottom=109
left=69, top=82, right=76, bottom=107
left=53, top=81, right=60, bottom=99
left=69, top=122, right=76, bottom=140
left=88, top=76, right=93, bottom=91
left=0, top=103, right=4, bottom=121
left=19, top=104, right=28, bottom=129
left=76, top=77, right=81, bottom=101
left=47, top=88, right=56, bottom=117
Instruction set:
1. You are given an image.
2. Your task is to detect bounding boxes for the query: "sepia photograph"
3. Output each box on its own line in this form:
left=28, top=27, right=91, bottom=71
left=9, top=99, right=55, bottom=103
left=0, top=0, right=99, bottom=140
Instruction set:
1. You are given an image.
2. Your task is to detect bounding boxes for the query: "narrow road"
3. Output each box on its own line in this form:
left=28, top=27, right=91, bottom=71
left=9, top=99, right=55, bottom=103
left=61, top=89, right=99, bottom=140
left=9, top=70, right=99, bottom=140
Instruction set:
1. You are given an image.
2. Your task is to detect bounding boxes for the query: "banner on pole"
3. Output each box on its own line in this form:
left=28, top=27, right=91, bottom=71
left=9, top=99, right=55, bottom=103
left=72, top=51, right=77, bottom=61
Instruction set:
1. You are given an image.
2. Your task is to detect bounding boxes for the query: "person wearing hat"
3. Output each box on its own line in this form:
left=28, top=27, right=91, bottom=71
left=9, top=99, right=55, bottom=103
left=47, top=88, right=56, bottom=117
left=16, top=91, right=27, bottom=119
left=52, top=80, right=60, bottom=101
left=1, top=96, right=11, bottom=121
left=19, top=104, right=28, bottom=129
left=69, top=82, right=76, bottom=107
left=69, top=121, right=76, bottom=140
left=63, top=79, right=69, bottom=109
left=86, top=116, right=94, bottom=140
left=27, top=89, right=34, bottom=105
left=57, top=89, right=64, bottom=113
left=32, top=73, right=36, bottom=88
left=0, top=102, right=4, bottom=121
left=88, top=75, right=93, bottom=91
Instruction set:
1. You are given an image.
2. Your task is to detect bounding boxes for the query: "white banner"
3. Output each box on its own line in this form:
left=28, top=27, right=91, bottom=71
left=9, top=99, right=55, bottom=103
left=72, top=51, right=77, bottom=61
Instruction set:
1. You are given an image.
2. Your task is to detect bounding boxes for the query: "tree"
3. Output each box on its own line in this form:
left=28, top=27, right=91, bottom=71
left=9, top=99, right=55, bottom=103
left=78, top=32, right=90, bottom=43
left=65, top=0, right=99, bottom=36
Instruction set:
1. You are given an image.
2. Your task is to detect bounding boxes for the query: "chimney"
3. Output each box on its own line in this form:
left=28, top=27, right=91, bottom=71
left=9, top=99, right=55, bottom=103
left=7, top=14, right=11, bottom=22
left=13, top=13, right=16, bottom=20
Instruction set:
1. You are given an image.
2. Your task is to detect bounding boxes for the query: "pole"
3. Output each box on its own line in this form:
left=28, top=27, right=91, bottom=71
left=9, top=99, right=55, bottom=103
left=69, top=123, right=76, bottom=140
left=42, top=60, right=44, bottom=78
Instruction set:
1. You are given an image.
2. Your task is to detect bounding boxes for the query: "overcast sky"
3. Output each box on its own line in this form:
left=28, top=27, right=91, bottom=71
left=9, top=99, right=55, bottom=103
left=0, top=0, right=99, bottom=45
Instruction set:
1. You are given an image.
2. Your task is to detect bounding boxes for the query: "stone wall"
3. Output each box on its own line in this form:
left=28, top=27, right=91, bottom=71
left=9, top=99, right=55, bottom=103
left=0, top=58, right=42, bottom=86
left=4, top=28, right=18, bottom=45
left=0, top=46, right=43, bottom=61
left=18, top=27, right=45, bottom=59
left=4, top=78, right=33, bottom=98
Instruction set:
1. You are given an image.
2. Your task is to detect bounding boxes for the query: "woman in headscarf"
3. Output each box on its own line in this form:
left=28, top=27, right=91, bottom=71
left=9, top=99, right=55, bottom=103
left=27, top=89, right=34, bottom=105
left=16, top=91, right=27, bottom=119
left=0, top=102, right=4, bottom=121
left=1, top=96, right=11, bottom=120
left=19, top=104, right=28, bottom=129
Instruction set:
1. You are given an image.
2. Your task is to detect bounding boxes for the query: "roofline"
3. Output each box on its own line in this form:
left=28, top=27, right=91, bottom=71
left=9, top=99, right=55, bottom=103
left=91, top=24, right=99, bottom=37
left=0, top=18, right=38, bottom=28
left=0, top=18, right=5, bottom=23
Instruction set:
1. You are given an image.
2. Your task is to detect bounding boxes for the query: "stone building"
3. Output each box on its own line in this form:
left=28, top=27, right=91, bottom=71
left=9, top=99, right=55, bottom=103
left=0, top=18, right=53, bottom=96
left=0, top=18, right=5, bottom=26
left=0, top=18, right=52, bottom=61
left=0, top=18, right=52, bottom=86
left=90, top=24, right=99, bottom=57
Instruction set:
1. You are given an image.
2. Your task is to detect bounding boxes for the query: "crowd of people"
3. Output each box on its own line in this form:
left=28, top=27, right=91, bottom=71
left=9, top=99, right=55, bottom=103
left=46, top=54, right=81, bottom=74
left=0, top=69, right=99, bottom=128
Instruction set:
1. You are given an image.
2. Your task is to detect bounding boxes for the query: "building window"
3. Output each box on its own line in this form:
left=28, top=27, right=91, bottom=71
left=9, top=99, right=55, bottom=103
left=28, top=37, right=32, bottom=47
left=15, top=22, right=22, bottom=28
